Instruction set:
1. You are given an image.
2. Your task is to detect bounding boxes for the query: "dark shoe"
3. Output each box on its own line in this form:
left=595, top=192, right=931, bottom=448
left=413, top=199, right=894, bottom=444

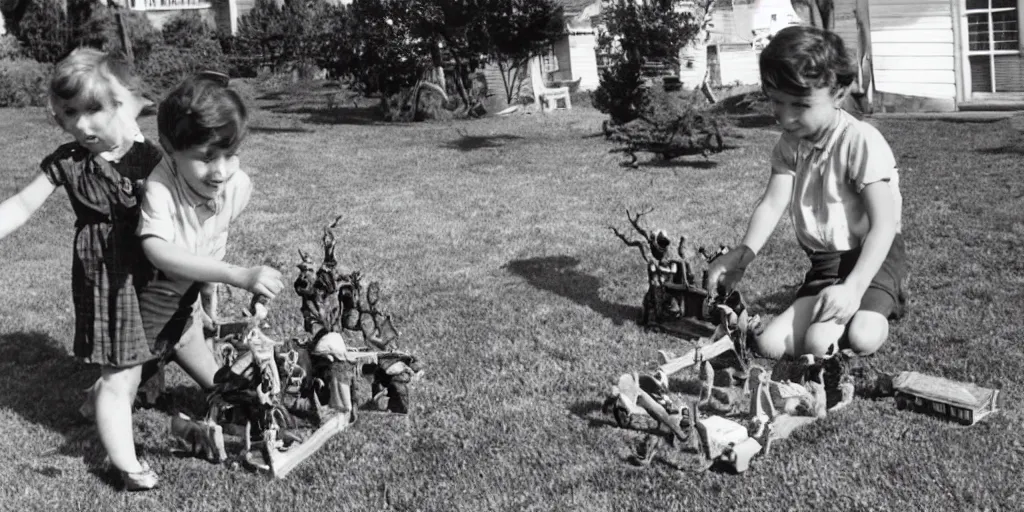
left=123, top=460, right=159, bottom=491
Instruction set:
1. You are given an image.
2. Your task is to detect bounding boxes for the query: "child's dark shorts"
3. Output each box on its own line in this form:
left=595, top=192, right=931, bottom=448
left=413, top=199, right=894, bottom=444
left=795, top=234, right=906, bottom=319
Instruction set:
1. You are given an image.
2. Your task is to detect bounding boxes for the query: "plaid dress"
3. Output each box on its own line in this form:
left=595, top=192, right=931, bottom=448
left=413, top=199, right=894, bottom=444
left=41, top=140, right=167, bottom=367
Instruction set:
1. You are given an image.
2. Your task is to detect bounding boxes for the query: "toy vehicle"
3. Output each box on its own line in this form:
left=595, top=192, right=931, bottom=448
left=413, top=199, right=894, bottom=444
left=892, top=371, right=1000, bottom=426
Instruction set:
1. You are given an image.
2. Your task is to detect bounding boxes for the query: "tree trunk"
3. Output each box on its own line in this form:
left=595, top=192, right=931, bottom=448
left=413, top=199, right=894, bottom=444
left=450, top=59, right=471, bottom=111
left=428, top=42, right=446, bottom=91
left=817, top=0, right=834, bottom=31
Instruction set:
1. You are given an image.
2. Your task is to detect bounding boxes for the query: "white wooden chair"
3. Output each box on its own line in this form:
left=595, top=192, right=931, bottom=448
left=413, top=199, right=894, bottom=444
left=529, top=56, right=571, bottom=112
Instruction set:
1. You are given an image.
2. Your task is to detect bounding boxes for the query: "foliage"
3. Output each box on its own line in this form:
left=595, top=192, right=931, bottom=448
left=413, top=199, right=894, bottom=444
left=346, top=0, right=428, bottom=97
left=75, top=5, right=162, bottom=64
left=0, top=57, right=51, bottom=107
left=161, top=11, right=216, bottom=50
left=484, top=0, right=564, bottom=104
left=593, top=0, right=702, bottom=125
left=606, top=89, right=730, bottom=166
left=592, top=57, right=648, bottom=126
left=10, top=0, right=72, bottom=63
left=229, top=0, right=338, bottom=76
left=0, top=34, right=26, bottom=60
left=138, top=39, right=229, bottom=94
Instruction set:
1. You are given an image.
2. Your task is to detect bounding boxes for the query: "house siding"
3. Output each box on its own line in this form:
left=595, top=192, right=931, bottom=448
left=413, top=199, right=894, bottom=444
left=832, top=0, right=860, bottom=56
left=567, top=31, right=600, bottom=90
left=718, top=43, right=760, bottom=85
left=868, top=0, right=956, bottom=101
left=679, top=39, right=709, bottom=90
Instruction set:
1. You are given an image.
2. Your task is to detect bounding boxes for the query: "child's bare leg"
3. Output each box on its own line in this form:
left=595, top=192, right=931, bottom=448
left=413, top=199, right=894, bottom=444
left=844, top=311, right=889, bottom=355
left=172, top=321, right=219, bottom=390
left=95, top=364, right=144, bottom=473
left=802, top=320, right=845, bottom=357
left=755, top=296, right=818, bottom=359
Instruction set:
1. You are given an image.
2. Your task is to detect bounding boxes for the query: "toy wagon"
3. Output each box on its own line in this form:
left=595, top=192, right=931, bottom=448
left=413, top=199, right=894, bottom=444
left=892, top=371, right=1000, bottom=426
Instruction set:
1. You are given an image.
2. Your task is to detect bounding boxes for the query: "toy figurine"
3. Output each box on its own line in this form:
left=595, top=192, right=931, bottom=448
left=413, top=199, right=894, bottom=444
left=611, top=208, right=749, bottom=336
left=180, top=220, right=424, bottom=478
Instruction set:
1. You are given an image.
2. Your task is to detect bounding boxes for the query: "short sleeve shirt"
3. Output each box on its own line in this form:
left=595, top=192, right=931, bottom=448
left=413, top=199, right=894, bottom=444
left=770, top=109, right=902, bottom=253
left=137, top=162, right=253, bottom=298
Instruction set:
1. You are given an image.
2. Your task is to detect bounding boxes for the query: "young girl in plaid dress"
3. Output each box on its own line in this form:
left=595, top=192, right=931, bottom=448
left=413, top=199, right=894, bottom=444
left=0, top=49, right=169, bottom=489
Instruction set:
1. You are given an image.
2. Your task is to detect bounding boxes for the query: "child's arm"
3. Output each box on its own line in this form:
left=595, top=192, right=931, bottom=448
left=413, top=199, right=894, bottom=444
left=811, top=181, right=896, bottom=323
left=141, top=237, right=284, bottom=298
left=739, top=173, right=793, bottom=253
left=0, top=175, right=57, bottom=241
left=707, top=173, right=793, bottom=293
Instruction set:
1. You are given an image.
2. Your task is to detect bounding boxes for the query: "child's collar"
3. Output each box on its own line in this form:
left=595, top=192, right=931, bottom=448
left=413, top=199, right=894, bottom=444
left=807, top=109, right=846, bottom=150
left=98, top=132, right=145, bottom=163
left=169, top=161, right=223, bottom=215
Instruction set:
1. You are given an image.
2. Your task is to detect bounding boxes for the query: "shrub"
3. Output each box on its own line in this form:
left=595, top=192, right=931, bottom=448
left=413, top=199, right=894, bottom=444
left=162, top=11, right=215, bottom=49
left=593, top=57, right=648, bottom=125
left=75, top=7, right=163, bottom=64
left=138, top=40, right=229, bottom=95
left=13, top=0, right=73, bottom=63
left=606, top=89, right=731, bottom=166
left=0, top=58, right=52, bottom=107
left=0, top=35, right=26, bottom=60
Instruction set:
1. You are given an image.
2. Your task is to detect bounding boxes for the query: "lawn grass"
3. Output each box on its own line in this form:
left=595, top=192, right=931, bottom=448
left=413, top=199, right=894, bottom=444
left=0, top=83, right=1022, bottom=511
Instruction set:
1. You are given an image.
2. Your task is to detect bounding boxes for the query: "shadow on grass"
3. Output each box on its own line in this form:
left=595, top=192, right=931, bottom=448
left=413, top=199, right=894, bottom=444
left=748, top=283, right=801, bottom=317
left=974, top=145, right=1024, bottom=155
left=503, top=256, right=640, bottom=326
left=568, top=400, right=618, bottom=429
left=265, top=105, right=382, bottom=126
left=0, top=331, right=103, bottom=461
left=249, top=125, right=315, bottom=134
left=0, top=331, right=210, bottom=484
left=728, top=114, right=778, bottom=129
left=635, top=159, right=719, bottom=170
left=442, top=134, right=524, bottom=151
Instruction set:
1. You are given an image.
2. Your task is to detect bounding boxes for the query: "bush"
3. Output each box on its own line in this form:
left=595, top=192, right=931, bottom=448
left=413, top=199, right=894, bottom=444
left=0, top=35, right=26, bottom=60
left=75, top=7, right=163, bottom=64
left=138, top=39, right=229, bottom=95
left=593, top=57, right=649, bottom=125
left=162, top=11, right=216, bottom=49
left=606, top=89, right=731, bottom=165
left=13, top=0, right=73, bottom=63
left=0, top=58, right=52, bottom=107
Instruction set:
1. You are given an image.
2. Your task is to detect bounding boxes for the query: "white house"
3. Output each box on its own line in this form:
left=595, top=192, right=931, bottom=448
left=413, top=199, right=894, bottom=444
left=480, top=0, right=602, bottom=105
left=679, top=0, right=802, bottom=89
left=832, top=0, right=1024, bottom=112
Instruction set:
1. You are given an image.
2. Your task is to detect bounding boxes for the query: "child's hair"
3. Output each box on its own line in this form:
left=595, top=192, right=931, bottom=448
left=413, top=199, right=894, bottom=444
left=759, top=25, right=856, bottom=96
left=158, top=72, right=247, bottom=155
left=48, top=48, right=147, bottom=125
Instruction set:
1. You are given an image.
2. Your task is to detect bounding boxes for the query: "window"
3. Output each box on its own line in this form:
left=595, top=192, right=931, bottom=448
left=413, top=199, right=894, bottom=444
left=541, top=47, right=559, bottom=74
left=966, top=0, right=1024, bottom=93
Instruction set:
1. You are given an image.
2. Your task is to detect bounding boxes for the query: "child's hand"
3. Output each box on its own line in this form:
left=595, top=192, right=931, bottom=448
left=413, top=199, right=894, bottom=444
left=704, top=244, right=756, bottom=297
left=241, top=265, right=284, bottom=299
left=811, top=283, right=861, bottom=324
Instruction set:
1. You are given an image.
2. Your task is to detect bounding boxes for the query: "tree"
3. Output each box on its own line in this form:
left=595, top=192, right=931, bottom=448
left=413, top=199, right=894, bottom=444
left=593, top=0, right=702, bottom=124
left=792, top=0, right=833, bottom=31
left=483, top=0, right=564, bottom=104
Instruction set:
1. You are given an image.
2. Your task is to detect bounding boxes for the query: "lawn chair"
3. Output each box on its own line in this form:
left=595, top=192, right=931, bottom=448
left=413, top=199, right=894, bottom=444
left=528, top=56, right=571, bottom=112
